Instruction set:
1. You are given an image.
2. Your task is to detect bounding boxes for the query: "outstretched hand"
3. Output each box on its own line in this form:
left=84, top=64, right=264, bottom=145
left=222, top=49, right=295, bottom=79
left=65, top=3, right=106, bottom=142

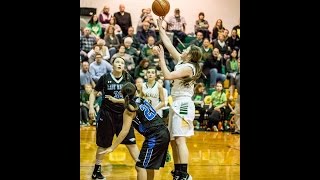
left=154, top=45, right=165, bottom=62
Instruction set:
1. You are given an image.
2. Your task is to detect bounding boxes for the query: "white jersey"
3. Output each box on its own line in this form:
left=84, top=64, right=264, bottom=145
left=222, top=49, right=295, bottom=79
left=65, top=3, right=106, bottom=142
left=142, top=81, right=163, bottom=117
left=171, top=61, right=196, bottom=98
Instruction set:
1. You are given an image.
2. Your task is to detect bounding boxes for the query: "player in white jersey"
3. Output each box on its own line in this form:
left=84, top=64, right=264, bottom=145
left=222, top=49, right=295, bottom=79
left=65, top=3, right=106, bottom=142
left=142, top=66, right=165, bottom=117
left=155, top=18, right=203, bottom=180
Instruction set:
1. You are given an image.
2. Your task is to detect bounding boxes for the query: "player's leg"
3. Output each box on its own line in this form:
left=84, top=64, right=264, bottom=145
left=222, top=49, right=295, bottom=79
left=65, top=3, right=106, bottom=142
left=168, top=108, right=181, bottom=178
left=170, top=100, right=195, bottom=180
left=92, top=111, right=114, bottom=180
left=126, top=143, right=140, bottom=162
left=136, top=166, right=147, bottom=180
left=146, top=169, right=155, bottom=180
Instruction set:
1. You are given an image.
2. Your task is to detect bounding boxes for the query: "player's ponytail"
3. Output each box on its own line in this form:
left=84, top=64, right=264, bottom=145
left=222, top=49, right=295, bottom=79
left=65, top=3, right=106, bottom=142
left=122, top=82, right=138, bottom=112
left=181, top=45, right=202, bottom=86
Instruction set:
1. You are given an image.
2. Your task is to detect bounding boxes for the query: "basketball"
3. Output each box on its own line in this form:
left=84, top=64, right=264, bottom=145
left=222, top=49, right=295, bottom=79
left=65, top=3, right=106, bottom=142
left=152, top=0, right=170, bottom=17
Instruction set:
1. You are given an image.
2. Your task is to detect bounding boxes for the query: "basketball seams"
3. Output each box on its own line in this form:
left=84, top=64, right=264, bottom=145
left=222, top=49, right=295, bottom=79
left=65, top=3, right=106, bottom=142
left=157, top=0, right=166, bottom=15
left=153, top=0, right=170, bottom=17
left=154, top=0, right=164, bottom=16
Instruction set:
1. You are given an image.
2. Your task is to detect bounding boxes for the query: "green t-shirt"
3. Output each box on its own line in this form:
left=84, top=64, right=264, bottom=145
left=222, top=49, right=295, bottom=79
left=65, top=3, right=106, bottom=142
left=80, top=92, right=90, bottom=103
left=230, top=60, right=238, bottom=71
left=211, top=91, right=227, bottom=107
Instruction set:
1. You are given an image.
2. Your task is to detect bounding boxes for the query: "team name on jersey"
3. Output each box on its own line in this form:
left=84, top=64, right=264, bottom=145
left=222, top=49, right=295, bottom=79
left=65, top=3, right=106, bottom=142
left=107, top=84, right=123, bottom=91
left=144, top=91, right=158, bottom=98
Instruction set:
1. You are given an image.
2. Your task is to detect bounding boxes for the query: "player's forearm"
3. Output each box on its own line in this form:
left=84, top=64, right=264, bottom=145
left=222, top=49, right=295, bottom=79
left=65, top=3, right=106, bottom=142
left=114, top=98, right=125, bottom=104
left=111, top=110, right=134, bottom=150
left=158, top=26, right=180, bottom=61
left=159, top=58, right=171, bottom=79
left=110, top=130, right=129, bottom=150
left=155, top=101, right=165, bottom=111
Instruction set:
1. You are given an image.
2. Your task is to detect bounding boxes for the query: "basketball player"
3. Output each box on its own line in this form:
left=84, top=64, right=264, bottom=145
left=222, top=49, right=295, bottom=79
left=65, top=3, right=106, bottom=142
left=142, top=66, right=165, bottom=117
left=155, top=18, right=203, bottom=180
left=99, top=82, right=170, bottom=180
left=89, top=57, right=140, bottom=180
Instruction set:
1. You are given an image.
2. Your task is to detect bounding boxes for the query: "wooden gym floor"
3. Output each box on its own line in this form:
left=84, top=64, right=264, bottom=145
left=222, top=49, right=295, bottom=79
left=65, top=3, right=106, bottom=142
left=80, top=126, right=240, bottom=180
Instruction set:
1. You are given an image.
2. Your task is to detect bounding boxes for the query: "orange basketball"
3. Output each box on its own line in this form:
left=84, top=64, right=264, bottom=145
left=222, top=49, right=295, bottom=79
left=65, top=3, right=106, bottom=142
left=152, top=0, right=170, bottom=17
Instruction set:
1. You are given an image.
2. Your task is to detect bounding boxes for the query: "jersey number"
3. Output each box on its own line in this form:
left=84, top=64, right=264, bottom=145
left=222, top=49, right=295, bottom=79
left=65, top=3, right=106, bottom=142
left=139, top=100, right=157, bottom=121
left=113, top=91, right=123, bottom=99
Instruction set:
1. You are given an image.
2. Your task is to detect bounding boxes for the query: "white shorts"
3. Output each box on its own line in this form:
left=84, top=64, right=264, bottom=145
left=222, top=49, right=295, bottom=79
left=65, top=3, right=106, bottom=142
left=168, top=97, right=195, bottom=140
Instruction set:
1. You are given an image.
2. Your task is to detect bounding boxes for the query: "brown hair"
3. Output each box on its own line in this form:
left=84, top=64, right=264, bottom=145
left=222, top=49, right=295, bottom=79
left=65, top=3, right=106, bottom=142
left=121, top=82, right=138, bottom=112
left=194, top=83, right=205, bottom=94
left=180, top=45, right=202, bottom=85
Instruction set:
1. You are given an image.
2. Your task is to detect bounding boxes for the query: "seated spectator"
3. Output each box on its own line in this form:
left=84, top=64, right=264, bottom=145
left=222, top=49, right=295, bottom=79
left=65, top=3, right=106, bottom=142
left=80, top=84, right=100, bottom=126
left=202, top=48, right=226, bottom=88
left=137, top=15, right=157, bottom=32
left=122, top=26, right=140, bottom=50
left=213, top=32, right=229, bottom=56
left=104, top=26, right=120, bottom=58
left=136, top=21, right=157, bottom=49
left=200, top=38, right=213, bottom=64
left=206, top=82, right=227, bottom=131
left=105, top=17, right=123, bottom=40
left=194, top=12, right=210, bottom=40
left=99, top=5, right=112, bottom=38
left=110, top=45, right=135, bottom=76
left=223, top=29, right=230, bottom=42
left=80, top=61, right=95, bottom=93
left=226, top=29, right=240, bottom=53
left=86, top=14, right=102, bottom=39
left=123, top=37, right=140, bottom=65
left=190, top=31, right=204, bottom=47
left=141, top=36, right=156, bottom=60
left=226, top=49, right=239, bottom=79
left=89, top=53, right=113, bottom=83
left=87, top=39, right=110, bottom=63
left=166, top=8, right=187, bottom=47
left=80, top=27, right=96, bottom=61
left=232, top=19, right=240, bottom=38
left=211, top=19, right=225, bottom=41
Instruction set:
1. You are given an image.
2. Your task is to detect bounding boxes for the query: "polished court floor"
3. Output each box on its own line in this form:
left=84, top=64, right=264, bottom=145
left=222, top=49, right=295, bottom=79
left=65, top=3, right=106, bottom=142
left=80, top=126, right=240, bottom=180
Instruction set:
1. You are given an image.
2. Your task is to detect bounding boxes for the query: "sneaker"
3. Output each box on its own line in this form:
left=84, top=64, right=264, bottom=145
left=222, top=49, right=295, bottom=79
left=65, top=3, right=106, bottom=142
left=213, top=125, right=218, bottom=132
left=171, top=170, right=179, bottom=180
left=92, top=165, right=105, bottom=179
left=175, top=171, right=192, bottom=180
